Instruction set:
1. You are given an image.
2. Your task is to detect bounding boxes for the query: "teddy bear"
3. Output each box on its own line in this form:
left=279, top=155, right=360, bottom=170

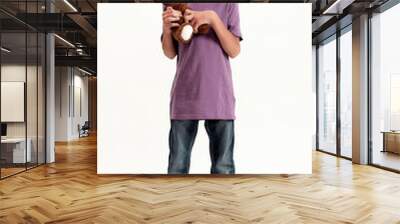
left=164, top=3, right=210, bottom=44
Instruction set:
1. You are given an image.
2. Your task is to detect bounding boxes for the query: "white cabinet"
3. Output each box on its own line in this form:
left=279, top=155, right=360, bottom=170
left=1, top=138, right=32, bottom=163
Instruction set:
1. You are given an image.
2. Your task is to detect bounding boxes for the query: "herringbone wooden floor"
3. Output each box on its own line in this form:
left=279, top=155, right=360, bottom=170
left=1, top=135, right=400, bottom=224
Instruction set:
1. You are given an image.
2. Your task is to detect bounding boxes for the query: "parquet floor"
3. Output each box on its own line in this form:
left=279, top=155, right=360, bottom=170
left=1, top=134, right=400, bottom=223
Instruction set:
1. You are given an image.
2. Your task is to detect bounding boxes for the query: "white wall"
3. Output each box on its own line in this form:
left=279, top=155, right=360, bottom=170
left=1, top=64, right=46, bottom=163
left=55, top=66, right=69, bottom=141
left=1, top=82, right=25, bottom=122
left=55, top=67, right=89, bottom=141
left=72, top=73, right=89, bottom=138
left=1, top=65, right=40, bottom=138
left=1, top=66, right=26, bottom=127
left=98, top=3, right=313, bottom=174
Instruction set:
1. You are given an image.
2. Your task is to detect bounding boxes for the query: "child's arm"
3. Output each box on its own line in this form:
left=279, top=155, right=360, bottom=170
left=162, top=7, right=181, bottom=59
left=209, top=11, right=241, bottom=58
left=162, top=32, right=176, bottom=59
left=185, top=9, right=241, bottom=58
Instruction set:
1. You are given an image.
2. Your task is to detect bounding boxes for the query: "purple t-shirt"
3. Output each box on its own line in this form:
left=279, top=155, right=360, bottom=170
left=168, top=3, right=242, bottom=120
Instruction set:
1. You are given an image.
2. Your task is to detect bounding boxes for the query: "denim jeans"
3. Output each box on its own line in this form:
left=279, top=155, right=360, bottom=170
left=168, top=120, right=235, bottom=174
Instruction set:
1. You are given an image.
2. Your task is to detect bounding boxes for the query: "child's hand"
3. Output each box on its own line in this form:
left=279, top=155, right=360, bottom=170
left=162, top=7, right=182, bottom=34
left=184, top=9, right=216, bottom=33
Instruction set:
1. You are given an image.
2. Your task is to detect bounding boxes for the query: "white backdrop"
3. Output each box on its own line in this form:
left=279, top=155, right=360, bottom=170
left=98, top=3, right=312, bottom=174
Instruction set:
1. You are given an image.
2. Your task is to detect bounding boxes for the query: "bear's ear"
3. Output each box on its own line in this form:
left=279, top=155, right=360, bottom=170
left=164, top=3, right=191, bottom=13
left=173, top=3, right=190, bottom=13
left=163, top=3, right=174, bottom=11
left=178, top=3, right=190, bottom=13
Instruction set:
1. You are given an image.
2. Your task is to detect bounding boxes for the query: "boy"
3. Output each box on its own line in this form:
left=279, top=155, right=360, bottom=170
left=162, top=3, right=242, bottom=174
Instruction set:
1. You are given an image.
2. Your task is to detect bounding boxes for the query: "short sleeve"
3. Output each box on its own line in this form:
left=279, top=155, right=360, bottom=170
left=227, top=3, right=242, bottom=41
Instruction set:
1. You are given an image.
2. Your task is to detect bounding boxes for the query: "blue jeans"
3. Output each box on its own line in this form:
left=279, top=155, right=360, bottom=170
left=168, top=120, right=235, bottom=174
